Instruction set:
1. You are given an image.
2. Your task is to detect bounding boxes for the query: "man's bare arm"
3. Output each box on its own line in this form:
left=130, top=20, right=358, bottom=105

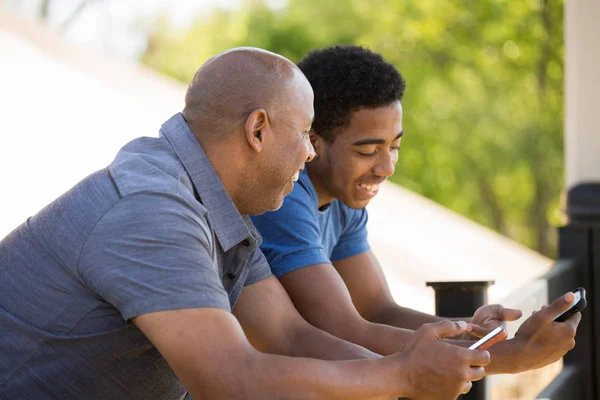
left=278, top=261, right=419, bottom=355
left=133, top=278, right=490, bottom=399
left=484, top=292, right=580, bottom=375
left=233, top=275, right=379, bottom=360
left=133, top=307, right=400, bottom=399
left=336, top=252, right=581, bottom=375
left=333, top=250, right=442, bottom=330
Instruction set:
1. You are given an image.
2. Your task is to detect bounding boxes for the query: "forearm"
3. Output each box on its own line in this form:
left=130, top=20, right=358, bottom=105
left=287, top=322, right=382, bottom=360
left=188, top=347, right=402, bottom=399
left=366, top=304, right=480, bottom=343
left=251, top=351, right=401, bottom=399
left=359, top=321, right=416, bottom=355
left=311, top=316, right=417, bottom=356
left=295, top=305, right=416, bottom=356
left=484, top=339, right=526, bottom=375
left=368, top=304, right=443, bottom=330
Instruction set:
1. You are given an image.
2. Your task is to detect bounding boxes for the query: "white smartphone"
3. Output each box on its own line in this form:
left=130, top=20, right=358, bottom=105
left=468, top=326, right=507, bottom=350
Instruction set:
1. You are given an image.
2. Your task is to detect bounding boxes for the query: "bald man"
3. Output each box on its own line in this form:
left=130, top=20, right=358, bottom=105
left=0, top=48, right=489, bottom=400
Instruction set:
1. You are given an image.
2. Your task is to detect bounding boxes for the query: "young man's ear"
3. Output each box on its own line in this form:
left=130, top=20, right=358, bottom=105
left=309, top=130, right=323, bottom=159
left=245, top=109, right=269, bottom=153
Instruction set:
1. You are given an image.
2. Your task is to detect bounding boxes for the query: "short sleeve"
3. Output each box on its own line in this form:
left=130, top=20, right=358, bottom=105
left=330, top=208, right=370, bottom=262
left=78, top=192, right=231, bottom=320
left=250, top=181, right=330, bottom=277
left=244, top=249, right=272, bottom=286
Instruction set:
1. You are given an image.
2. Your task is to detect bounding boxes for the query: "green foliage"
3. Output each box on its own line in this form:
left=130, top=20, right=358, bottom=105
left=142, top=0, right=565, bottom=257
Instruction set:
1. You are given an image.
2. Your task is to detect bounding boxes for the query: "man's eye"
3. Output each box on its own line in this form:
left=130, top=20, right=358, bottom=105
left=357, top=150, right=377, bottom=157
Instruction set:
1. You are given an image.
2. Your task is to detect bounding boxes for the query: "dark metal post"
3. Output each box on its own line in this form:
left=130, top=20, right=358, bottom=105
left=426, top=280, right=495, bottom=400
left=550, top=184, right=600, bottom=400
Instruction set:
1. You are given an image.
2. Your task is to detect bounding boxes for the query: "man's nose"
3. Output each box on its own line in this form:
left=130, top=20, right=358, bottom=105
left=374, top=151, right=395, bottom=177
left=305, top=139, right=316, bottom=163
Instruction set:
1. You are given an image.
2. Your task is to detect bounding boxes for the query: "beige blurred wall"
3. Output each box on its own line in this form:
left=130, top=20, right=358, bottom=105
left=565, top=0, right=600, bottom=189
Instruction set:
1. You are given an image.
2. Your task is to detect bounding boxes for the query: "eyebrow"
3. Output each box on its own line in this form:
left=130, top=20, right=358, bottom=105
left=351, top=131, right=404, bottom=146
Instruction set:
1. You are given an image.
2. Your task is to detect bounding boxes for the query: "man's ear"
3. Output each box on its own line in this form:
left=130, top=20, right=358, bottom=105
left=245, top=109, right=269, bottom=153
left=309, top=130, right=324, bottom=159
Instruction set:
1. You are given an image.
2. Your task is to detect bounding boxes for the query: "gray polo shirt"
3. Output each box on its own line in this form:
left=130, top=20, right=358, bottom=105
left=0, top=113, right=272, bottom=399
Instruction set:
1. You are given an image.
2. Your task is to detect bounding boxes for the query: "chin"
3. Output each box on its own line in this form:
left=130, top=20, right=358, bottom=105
left=340, top=196, right=371, bottom=210
left=353, top=200, right=371, bottom=209
left=269, top=201, right=285, bottom=212
left=266, top=194, right=286, bottom=212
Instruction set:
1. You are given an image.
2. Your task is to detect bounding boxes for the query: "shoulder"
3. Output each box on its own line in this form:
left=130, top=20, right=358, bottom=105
left=99, top=191, right=210, bottom=237
left=331, top=200, right=368, bottom=229
left=107, top=136, right=195, bottom=199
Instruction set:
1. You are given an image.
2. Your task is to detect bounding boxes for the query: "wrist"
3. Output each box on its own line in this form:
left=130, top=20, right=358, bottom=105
left=381, top=353, right=413, bottom=398
left=485, top=338, right=527, bottom=375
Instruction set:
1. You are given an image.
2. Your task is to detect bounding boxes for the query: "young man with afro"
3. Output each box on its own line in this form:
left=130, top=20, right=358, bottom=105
left=251, top=45, right=580, bottom=375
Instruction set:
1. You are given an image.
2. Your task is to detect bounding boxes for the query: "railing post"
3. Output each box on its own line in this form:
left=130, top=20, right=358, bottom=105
left=426, top=280, right=495, bottom=400
left=554, top=184, right=600, bottom=400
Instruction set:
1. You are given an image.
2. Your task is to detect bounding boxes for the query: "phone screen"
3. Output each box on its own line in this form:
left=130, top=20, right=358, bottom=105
left=469, top=326, right=506, bottom=350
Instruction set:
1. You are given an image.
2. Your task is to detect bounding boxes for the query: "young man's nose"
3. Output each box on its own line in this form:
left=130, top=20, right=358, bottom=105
left=373, top=152, right=395, bottom=177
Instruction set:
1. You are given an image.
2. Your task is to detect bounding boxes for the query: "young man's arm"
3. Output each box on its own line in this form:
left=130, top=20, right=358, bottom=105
left=279, top=261, right=421, bottom=355
left=133, top=276, right=489, bottom=399
left=333, top=250, right=442, bottom=330
left=334, top=250, right=522, bottom=334
left=277, top=247, right=580, bottom=375
left=484, top=292, right=580, bottom=375
left=233, top=275, right=380, bottom=360
left=333, top=250, right=580, bottom=374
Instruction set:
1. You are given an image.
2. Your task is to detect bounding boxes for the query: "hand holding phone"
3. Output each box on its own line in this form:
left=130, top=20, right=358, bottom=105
left=552, top=287, right=586, bottom=322
left=468, top=326, right=507, bottom=350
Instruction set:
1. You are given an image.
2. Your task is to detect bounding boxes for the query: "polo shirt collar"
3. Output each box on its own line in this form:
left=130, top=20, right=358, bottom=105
left=160, top=113, right=258, bottom=252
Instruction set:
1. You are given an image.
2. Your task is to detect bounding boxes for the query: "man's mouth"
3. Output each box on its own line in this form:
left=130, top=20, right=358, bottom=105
left=358, top=182, right=380, bottom=196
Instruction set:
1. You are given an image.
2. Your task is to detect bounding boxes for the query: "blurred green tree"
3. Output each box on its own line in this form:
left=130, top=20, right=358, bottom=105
left=142, top=0, right=564, bottom=257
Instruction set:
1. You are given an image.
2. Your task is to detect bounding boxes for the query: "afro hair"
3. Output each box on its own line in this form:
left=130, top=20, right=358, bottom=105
left=297, top=45, right=406, bottom=142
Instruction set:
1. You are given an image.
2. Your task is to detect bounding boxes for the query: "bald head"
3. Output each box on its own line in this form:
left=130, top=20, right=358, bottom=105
left=182, top=47, right=310, bottom=138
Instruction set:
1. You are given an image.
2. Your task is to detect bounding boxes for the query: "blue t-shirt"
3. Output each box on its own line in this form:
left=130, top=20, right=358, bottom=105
left=251, top=170, right=370, bottom=277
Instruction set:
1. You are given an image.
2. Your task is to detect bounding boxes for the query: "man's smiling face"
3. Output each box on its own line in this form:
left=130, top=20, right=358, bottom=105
left=308, top=100, right=403, bottom=209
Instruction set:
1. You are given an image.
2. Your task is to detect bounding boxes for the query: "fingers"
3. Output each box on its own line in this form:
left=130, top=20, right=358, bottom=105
left=532, top=305, right=548, bottom=316
left=536, top=292, right=575, bottom=322
left=475, top=304, right=522, bottom=322
left=565, top=310, right=582, bottom=329
left=501, top=307, right=523, bottom=321
left=468, top=324, right=489, bottom=338
left=460, top=381, right=473, bottom=395
left=466, top=366, right=486, bottom=382
left=423, top=320, right=470, bottom=339
left=465, top=349, right=491, bottom=367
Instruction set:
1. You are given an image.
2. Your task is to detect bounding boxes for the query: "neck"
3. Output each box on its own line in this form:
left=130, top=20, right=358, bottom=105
left=306, top=165, right=335, bottom=209
left=194, top=132, right=250, bottom=213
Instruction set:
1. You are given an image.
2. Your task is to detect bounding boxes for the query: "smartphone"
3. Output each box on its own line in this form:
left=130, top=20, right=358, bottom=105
left=468, top=326, right=507, bottom=350
left=553, top=287, right=587, bottom=322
